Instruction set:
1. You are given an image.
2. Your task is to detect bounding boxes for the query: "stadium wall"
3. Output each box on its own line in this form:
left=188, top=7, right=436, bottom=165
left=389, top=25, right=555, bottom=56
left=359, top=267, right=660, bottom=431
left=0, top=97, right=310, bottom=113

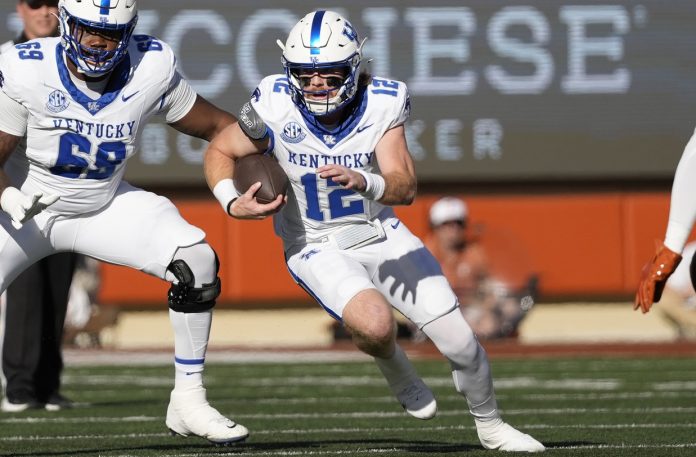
left=98, top=190, right=678, bottom=307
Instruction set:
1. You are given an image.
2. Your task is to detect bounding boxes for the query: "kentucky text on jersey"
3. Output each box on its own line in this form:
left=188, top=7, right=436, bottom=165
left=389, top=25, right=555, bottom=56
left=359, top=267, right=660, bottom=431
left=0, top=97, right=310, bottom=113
left=288, top=151, right=374, bottom=168
left=52, top=119, right=136, bottom=139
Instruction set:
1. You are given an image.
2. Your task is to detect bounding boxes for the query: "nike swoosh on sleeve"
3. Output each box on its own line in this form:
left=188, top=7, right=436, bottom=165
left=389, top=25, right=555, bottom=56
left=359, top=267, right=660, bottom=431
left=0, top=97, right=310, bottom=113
left=121, top=91, right=140, bottom=102
left=356, top=123, right=374, bottom=133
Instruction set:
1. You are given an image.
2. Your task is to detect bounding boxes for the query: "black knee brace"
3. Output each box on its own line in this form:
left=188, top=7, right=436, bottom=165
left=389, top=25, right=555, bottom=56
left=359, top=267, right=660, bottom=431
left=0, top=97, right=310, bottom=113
left=167, top=254, right=221, bottom=313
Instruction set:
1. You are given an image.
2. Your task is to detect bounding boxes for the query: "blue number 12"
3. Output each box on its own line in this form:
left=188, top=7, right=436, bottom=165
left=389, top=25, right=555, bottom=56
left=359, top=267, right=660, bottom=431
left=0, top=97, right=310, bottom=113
left=300, top=173, right=364, bottom=221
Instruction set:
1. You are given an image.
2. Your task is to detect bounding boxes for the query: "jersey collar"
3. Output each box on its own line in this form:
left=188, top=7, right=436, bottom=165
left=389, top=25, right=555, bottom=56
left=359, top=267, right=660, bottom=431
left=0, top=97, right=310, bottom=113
left=300, top=87, right=368, bottom=149
left=55, top=43, right=131, bottom=115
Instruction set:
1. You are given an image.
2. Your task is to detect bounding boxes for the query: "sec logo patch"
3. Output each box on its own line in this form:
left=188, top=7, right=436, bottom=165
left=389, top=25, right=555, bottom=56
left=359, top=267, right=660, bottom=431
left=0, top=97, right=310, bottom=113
left=280, top=122, right=306, bottom=144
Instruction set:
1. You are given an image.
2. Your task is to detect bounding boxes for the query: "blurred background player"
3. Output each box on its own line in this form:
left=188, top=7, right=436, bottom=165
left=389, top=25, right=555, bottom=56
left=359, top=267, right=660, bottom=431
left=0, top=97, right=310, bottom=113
left=0, top=0, right=248, bottom=444
left=0, top=0, right=79, bottom=413
left=635, top=129, right=696, bottom=315
left=654, top=241, right=696, bottom=340
left=424, top=197, right=530, bottom=340
left=205, top=10, right=544, bottom=452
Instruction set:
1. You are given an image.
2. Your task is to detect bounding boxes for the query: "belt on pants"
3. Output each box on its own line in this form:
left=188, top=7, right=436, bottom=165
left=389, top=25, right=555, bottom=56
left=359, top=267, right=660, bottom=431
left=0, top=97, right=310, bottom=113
left=320, top=220, right=386, bottom=250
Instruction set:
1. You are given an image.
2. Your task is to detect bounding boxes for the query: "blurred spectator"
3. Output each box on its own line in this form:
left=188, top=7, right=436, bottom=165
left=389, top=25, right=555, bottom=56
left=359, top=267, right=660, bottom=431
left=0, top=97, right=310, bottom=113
left=63, top=257, right=116, bottom=349
left=0, top=0, right=76, bottom=413
left=424, top=197, right=533, bottom=339
left=657, top=242, right=696, bottom=340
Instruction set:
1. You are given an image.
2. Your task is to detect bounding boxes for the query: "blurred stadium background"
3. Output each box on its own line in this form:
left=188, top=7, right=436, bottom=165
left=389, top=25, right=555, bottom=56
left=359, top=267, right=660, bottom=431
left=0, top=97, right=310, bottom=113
left=2, top=1, right=695, bottom=348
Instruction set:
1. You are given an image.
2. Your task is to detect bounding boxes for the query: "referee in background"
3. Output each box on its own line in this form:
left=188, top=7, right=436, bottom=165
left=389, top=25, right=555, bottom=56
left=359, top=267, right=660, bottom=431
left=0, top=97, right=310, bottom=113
left=0, top=0, right=78, bottom=412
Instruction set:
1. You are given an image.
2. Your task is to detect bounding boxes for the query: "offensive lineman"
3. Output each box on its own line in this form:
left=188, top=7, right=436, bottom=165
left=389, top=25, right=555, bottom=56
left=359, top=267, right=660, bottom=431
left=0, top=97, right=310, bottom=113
left=0, top=0, right=250, bottom=444
left=205, top=10, right=545, bottom=452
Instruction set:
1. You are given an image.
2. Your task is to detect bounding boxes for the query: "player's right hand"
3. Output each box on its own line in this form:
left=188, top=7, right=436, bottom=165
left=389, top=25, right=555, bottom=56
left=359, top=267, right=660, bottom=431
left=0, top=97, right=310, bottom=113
left=228, top=182, right=285, bottom=220
left=634, top=242, right=682, bottom=314
left=0, top=187, right=60, bottom=229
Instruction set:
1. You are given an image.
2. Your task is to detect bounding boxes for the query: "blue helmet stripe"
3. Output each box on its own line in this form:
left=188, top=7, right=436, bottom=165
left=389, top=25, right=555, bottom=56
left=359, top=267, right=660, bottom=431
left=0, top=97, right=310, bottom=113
left=309, top=10, right=325, bottom=56
left=99, top=0, right=111, bottom=15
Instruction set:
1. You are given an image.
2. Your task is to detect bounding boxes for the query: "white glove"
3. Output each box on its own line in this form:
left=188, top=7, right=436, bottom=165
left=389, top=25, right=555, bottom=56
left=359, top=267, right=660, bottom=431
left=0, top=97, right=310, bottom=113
left=0, top=187, right=59, bottom=229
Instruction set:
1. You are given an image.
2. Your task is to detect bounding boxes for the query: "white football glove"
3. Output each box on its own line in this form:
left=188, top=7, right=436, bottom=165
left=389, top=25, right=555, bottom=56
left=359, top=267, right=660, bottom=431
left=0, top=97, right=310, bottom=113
left=0, top=187, right=59, bottom=229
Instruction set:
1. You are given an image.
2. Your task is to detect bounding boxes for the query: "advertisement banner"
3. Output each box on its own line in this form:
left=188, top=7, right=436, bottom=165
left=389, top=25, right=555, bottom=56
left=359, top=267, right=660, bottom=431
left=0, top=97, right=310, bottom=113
left=2, top=1, right=694, bottom=184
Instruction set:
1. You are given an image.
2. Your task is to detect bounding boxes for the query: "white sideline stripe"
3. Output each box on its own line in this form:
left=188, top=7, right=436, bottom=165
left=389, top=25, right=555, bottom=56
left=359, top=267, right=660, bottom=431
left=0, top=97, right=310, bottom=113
left=6, top=424, right=696, bottom=442
left=3, top=407, right=696, bottom=424
left=155, top=446, right=696, bottom=457
left=205, top=390, right=696, bottom=404
left=654, top=381, right=696, bottom=390
left=72, top=391, right=696, bottom=404
left=62, top=374, right=620, bottom=391
left=114, top=443, right=696, bottom=457
left=557, top=444, right=696, bottom=450
left=63, top=349, right=372, bottom=365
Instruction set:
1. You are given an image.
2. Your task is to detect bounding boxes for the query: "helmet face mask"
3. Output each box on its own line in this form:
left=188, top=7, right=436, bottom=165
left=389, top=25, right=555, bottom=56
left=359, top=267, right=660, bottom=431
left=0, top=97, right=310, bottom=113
left=288, top=63, right=353, bottom=117
left=58, top=0, right=138, bottom=77
left=278, top=11, right=365, bottom=117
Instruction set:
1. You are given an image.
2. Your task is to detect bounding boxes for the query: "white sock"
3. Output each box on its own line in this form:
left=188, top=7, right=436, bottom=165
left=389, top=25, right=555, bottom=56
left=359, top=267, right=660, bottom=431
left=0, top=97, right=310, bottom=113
left=169, top=309, right=212, bottom=388
left=374, top=344, right=419, bottom=391
left=423, top=309, right=500, bottom=420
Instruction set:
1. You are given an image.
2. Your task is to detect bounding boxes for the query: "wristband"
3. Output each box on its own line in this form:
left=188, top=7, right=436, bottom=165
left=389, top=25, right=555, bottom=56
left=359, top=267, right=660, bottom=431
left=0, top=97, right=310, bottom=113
left=212, top=179, right=240, bottom=215
left=355, top=170, right=386, bottom=201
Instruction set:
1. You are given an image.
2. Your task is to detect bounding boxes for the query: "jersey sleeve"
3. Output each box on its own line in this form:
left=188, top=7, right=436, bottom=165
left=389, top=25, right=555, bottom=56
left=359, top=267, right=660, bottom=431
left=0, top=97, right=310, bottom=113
left=142, top=38, right=197, bottom=123
left=0, top=53, right=28, bottom=136
left=162, top=71, right=197, bottom=123
left=0, top=88, right=28, bottom=136
left=250, top=75, right=293, bottom=132
left=387, top=82, right=411, bottom=130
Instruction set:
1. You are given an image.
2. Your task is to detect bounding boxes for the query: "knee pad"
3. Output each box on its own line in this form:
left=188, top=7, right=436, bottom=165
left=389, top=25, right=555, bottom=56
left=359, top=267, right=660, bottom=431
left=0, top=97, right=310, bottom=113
left=167, top=252, right=221, bottom=313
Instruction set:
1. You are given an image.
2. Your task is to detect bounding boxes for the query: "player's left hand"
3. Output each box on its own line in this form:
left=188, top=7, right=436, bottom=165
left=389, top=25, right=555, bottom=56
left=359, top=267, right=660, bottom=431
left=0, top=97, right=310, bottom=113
left=634, top=242, right=682, bottom=313
left=317, top=164, right=366, bottom=191
left=0, top=187, right=60, bottom=229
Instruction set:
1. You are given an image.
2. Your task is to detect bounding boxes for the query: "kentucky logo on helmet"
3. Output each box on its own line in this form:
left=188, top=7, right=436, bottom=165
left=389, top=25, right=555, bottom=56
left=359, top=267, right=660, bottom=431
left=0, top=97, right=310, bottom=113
left=46, top=89, right=70, bottom=113
left=342, top=22, right=358, bottom=43
left=281, top=122, right=306, bottom=144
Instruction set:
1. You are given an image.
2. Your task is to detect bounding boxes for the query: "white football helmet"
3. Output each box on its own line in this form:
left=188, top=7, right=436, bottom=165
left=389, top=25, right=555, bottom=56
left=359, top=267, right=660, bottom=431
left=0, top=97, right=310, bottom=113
left=58, top=0, right=138, bottom=77
left=277, top=10, right=366, bottom=117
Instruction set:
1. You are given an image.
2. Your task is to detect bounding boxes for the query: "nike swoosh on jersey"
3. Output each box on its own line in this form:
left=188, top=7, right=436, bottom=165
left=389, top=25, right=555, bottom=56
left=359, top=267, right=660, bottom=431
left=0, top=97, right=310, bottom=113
left=121, top=91, right=140, bottom=102
left=391, top=220, right=401, bottom=229
left=356, top=123, right=374, bottom=133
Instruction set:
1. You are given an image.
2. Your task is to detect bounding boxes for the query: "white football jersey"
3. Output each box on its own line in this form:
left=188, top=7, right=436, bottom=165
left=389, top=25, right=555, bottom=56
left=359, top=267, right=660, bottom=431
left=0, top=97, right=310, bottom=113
left=0, top=35, right=194, bottom=216
left=251, top=74, right=411, bottom=248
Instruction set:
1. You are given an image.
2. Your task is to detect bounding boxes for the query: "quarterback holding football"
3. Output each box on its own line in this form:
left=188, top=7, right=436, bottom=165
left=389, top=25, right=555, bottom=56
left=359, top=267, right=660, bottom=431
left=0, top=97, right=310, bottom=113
left=206, top=10, right=544, bottom=452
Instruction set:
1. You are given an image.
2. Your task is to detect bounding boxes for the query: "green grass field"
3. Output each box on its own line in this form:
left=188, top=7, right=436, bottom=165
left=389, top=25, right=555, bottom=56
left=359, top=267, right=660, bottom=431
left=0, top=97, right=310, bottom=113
left=2, top=351, right=695, bottom=456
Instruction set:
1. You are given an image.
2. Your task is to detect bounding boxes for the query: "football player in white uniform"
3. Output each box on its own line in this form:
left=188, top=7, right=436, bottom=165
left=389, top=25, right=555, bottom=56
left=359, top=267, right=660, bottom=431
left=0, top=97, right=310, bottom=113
left=636, top=129, right=696, bottom=312
left=0, top=0, right=249, bottom=445
left=205, top=10, right=545, bottom=453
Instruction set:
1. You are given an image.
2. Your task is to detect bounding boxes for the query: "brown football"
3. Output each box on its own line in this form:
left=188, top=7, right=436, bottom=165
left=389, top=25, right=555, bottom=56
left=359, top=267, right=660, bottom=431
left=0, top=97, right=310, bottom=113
left=233, top=154, right=289, bottom=204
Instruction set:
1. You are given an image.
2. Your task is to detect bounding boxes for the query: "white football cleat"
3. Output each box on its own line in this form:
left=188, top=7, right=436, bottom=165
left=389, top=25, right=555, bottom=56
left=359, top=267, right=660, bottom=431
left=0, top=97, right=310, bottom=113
left=394, top=378, right=437, bottom=420
left=476, top=419, right=545, bottom=452
left=166, top=386, right=249, bottom=445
